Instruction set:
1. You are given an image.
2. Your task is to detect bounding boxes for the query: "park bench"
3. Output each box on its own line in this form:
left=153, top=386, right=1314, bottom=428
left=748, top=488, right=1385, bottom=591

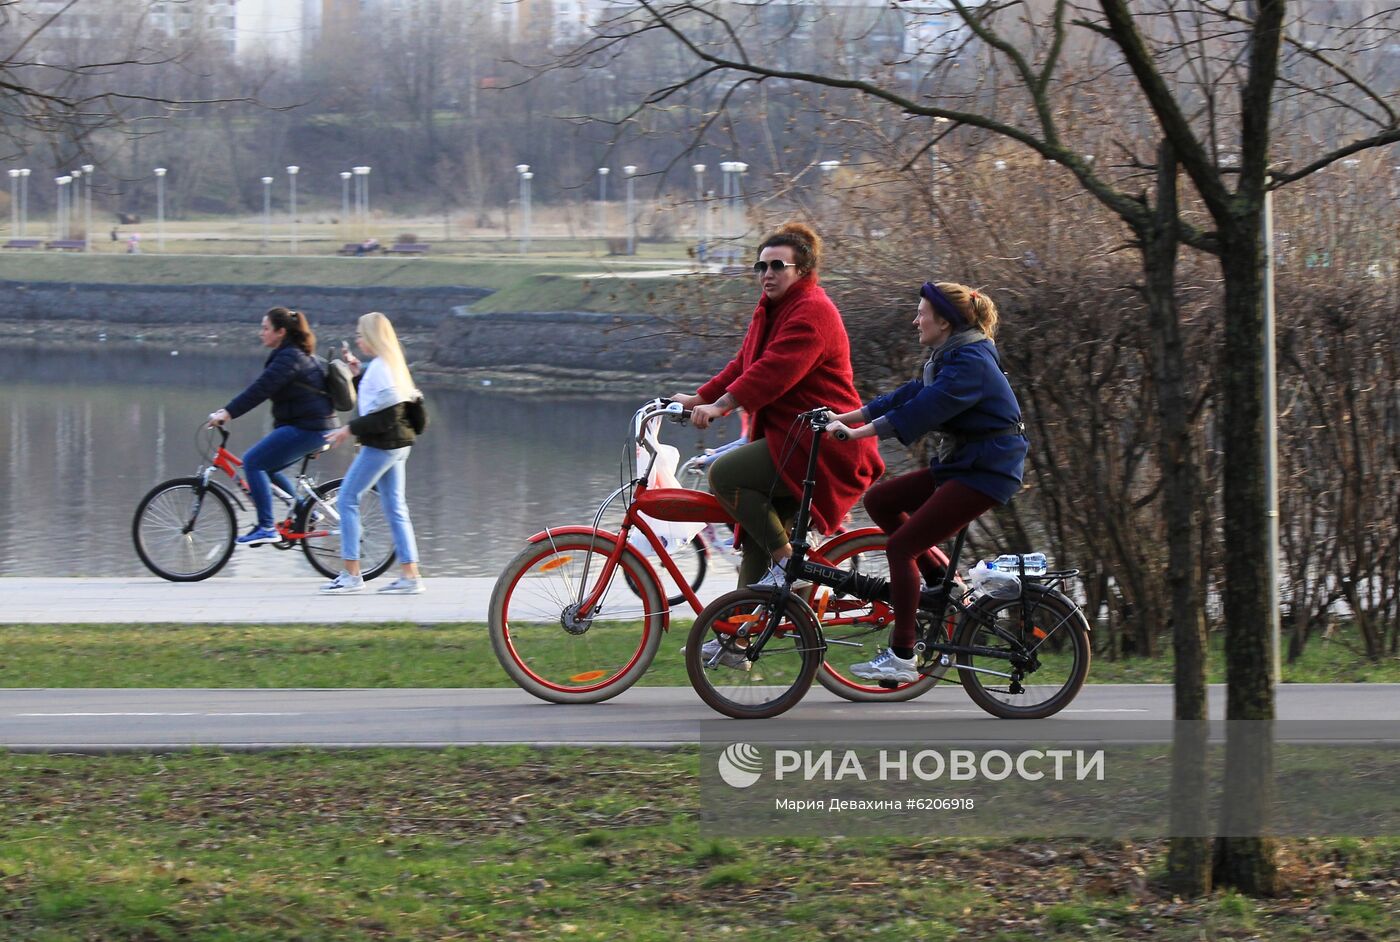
left=336, top=241, right=383, bottom=256
left=46, top=239, right=86, bottom=251
left=385, top=243, right=430, bottom=255
left=3, top=239, right=42, bottom=250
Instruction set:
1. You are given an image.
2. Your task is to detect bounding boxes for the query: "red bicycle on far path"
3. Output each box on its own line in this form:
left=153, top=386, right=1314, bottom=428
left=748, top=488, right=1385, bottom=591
left=487, top=399, right=956, bottom=704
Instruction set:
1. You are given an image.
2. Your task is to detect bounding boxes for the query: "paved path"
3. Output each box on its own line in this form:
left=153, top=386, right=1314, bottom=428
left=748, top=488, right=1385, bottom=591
left=0, top=577, right=729, bottom=624
left=2, top=577, right=501, bottom=623
left=2, top=685, right=1395, bottom=751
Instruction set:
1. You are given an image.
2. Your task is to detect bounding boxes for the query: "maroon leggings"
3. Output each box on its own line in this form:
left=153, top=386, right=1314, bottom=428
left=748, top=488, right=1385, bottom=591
left=863, top=471, right=997, bottom=648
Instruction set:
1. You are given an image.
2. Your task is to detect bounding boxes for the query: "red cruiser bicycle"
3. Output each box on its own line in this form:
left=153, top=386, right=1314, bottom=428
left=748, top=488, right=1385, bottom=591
left=487, top=399, right=958, bottom=704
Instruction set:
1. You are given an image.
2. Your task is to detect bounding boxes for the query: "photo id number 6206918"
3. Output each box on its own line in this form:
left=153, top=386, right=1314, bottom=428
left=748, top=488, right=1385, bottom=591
left=909, top=797, right=975, bottom=811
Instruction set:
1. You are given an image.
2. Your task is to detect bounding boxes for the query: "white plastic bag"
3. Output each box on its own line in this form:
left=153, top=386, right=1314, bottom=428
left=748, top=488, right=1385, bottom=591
left=628, top=423, right=705, bottom=556
left=967, top=560, right=1022, bottom=600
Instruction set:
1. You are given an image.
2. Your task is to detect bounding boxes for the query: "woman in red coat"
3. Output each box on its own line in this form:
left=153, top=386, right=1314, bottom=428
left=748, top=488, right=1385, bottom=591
left=673, top=222, right=884, bottom=590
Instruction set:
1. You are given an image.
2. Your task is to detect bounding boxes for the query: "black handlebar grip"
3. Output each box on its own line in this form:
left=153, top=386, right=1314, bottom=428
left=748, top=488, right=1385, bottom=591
left=833, top=428, right=850, bottom=442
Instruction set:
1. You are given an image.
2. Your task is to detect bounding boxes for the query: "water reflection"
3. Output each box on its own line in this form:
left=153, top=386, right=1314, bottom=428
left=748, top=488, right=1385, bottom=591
left=0, top=349, right=740, bottom=578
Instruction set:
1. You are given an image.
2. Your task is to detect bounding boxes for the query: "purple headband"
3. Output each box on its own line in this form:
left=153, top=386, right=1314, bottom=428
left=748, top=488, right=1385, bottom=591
left=920, top=282, right=970, bottom=332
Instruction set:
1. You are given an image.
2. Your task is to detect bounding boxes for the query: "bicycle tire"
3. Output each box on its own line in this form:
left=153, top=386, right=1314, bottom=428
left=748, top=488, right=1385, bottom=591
left=686, top=588, right=823, bottom=719
left=132, top=477, right=237, bottom=582
left=627, top=533, right=708, bottom=608
left=811, top=531, right=951, bottom=702
left=955, top=586, right=1091, bottom=719
left=489, top=532, right=667, bottom=703
left=298, top=478, right=397, bottom=581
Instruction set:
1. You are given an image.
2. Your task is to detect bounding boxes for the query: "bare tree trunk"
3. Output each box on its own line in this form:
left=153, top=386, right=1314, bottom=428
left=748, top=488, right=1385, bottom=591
left=1142, top=141, right=1211, bottom=897
left=1211, top=228, right=1279, bottom=896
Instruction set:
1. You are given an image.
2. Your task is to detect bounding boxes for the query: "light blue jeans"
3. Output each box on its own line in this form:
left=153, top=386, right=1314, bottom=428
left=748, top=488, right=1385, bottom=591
left=244, top=425, right=331, bottom=529
left=339, top=445, right=418, bottom=564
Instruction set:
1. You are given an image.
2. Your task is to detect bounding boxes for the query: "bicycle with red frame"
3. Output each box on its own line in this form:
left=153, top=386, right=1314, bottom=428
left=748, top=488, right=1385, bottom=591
left=132, top=425, right=395, bottom=582
left=487, top=398, right=958, bottom=704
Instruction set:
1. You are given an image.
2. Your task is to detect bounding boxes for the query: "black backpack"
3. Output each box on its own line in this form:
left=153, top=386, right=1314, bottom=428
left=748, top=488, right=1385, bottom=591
left=297, top=355, right=357, bottom=412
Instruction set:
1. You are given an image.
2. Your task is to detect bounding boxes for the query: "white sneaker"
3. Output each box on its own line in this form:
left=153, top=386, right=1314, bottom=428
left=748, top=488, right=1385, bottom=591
left=747, top=561, right=811, bottom=592
left=849, top=648, right=918, bottom=683
left=319, top=570, right=364, bottom=594
left=377, top=577, right=425, bottom=595
left=699, top=637, right=751, bottom=670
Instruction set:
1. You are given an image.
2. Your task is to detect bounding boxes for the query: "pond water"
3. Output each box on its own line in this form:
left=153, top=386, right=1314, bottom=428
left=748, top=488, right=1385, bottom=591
left=0, top=347, right=742, bottom=579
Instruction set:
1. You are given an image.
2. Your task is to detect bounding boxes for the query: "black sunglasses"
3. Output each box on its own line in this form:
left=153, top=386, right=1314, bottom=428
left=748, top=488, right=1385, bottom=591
left=752, top=259, right=794, bottom=274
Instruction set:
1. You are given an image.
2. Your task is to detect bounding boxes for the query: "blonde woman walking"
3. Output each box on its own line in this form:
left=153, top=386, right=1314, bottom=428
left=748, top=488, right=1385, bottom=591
left=321, top=312, right=426, bottom=594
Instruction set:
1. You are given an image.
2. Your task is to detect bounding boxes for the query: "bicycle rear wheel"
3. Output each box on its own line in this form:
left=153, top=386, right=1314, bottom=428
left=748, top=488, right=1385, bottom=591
left=811, top=532, right=950, bottom=702
left=490, top=533, right=666, bottom=703
left=629, top=533, right=707, bottom=608
left=298, top=478, right=397, bottom=581
left=955, top=587, right=1091, bottom=719
left=686, top=589, right=822, bottom=719
left=132, top=477, right=236, bottom=582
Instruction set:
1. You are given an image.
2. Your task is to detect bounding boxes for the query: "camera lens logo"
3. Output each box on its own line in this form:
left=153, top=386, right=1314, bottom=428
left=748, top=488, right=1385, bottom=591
left=717, top=743, right=764, bottom=789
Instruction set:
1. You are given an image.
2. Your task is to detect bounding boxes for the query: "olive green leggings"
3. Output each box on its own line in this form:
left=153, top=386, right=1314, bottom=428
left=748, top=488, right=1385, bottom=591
left=706, top=440, right=799, bottom=586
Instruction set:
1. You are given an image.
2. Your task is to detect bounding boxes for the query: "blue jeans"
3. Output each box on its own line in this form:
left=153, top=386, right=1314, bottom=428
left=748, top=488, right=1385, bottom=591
left=340, top=445, right=418, bottom=564
left=243, top=425, right=329, bottom=528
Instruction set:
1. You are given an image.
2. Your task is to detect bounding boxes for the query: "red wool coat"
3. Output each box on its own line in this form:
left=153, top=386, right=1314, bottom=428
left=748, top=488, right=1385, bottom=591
left=697, top=276, right=884, bottom=534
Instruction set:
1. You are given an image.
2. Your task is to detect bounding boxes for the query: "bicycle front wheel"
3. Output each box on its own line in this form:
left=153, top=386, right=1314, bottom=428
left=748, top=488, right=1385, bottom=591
left=955, top=587, right=1091, bottom=719
left=132, top=477, right=237, bottom=582
left=812, top=531, right=949, bottom=702
left=490, top=533, right=667, bottom=703
left=686, top=589, right=822, bottom=719
left=298, top=478, right=397, bottom=581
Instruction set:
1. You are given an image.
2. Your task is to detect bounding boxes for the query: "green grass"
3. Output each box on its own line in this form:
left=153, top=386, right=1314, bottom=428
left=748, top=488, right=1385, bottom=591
left=0, top=621, right=1393, bottom=689
left=0, top=749, right=1393, bottom=940
left=0, top=244, right=717, bottom=315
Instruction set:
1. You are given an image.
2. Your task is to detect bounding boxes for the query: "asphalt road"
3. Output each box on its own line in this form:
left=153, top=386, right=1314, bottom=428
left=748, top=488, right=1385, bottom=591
left=2, top=684, right=1395, bottom=751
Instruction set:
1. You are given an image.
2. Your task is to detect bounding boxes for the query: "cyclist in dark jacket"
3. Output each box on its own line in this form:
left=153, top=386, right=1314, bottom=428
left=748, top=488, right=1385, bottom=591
left=208, top=307, right=338, bottom=545
left=823, top=281, right=1027, bottom=683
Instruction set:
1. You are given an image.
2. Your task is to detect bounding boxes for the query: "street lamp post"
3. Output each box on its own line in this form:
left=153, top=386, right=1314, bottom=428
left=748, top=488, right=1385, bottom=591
left=692, top=163, right=706, bottom=263
left=70, top=169, right=81, bottom=239
left=818, top=159, right=840, bottom=223
left=340, top=171, right=352, bottom=232
left=515, top=164, right=531, bottom=254
left=18, top=168, right=29, bottom=237
left=728, top=160, right=750, bottom=264
left=81, top=164, right=94, bottom=251
left=596, top=167, right=609, bottom=239
left=153, top=167, right=167, bottom=251
left=623, top=165, right=637, bottom=256
left=930, top=115, right=951, bottom=200
left=352, top=166, right=371, bottom=235
left=286, top=165, right=299, bottom=254
left=261, top=176, right=273, bottom=249
left=56, top=176, right=75, bottom=240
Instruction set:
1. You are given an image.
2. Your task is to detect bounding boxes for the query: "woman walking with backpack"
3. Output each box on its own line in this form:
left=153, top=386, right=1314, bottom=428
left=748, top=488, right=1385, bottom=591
left=321, top=311, right=426, bottom=595
left=208, top=307, right=338, bottom=546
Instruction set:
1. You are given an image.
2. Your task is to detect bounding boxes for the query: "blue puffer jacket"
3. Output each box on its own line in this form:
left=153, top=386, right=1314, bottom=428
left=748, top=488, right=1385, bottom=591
left=224, top=343, right=338, bottom=431
left=864, top=338, right=1027, bottom=504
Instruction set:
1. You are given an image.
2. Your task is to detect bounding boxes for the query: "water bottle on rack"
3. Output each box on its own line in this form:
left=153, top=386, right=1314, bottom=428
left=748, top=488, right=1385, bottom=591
left=990, top=553, right=1048, bottom=577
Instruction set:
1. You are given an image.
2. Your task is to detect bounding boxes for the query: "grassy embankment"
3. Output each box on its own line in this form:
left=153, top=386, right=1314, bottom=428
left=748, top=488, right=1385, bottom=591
left=0, top=621, right=1392, bottom=688
left=0, top=243, right=747, bottom=317
left=0, top=748, right=1394, bottom=941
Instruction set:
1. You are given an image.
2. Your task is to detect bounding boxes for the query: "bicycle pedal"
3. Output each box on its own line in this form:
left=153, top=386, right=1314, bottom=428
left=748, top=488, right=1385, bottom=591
left=878, top=679, right=900, bottom=690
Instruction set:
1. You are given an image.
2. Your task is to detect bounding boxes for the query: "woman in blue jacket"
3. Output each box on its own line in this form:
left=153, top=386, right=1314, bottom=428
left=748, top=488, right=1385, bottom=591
left=823, top=281, right=1027, bottom=683
left=208, top=307, right=339, bottom=545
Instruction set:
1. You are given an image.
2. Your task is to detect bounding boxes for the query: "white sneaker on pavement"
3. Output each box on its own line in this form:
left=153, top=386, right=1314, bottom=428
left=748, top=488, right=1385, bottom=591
left=849, top=647, right=918, bottom=683
left=319, top=571, right=365, bottom=594
left=377, top=577, right=425, bottom=595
